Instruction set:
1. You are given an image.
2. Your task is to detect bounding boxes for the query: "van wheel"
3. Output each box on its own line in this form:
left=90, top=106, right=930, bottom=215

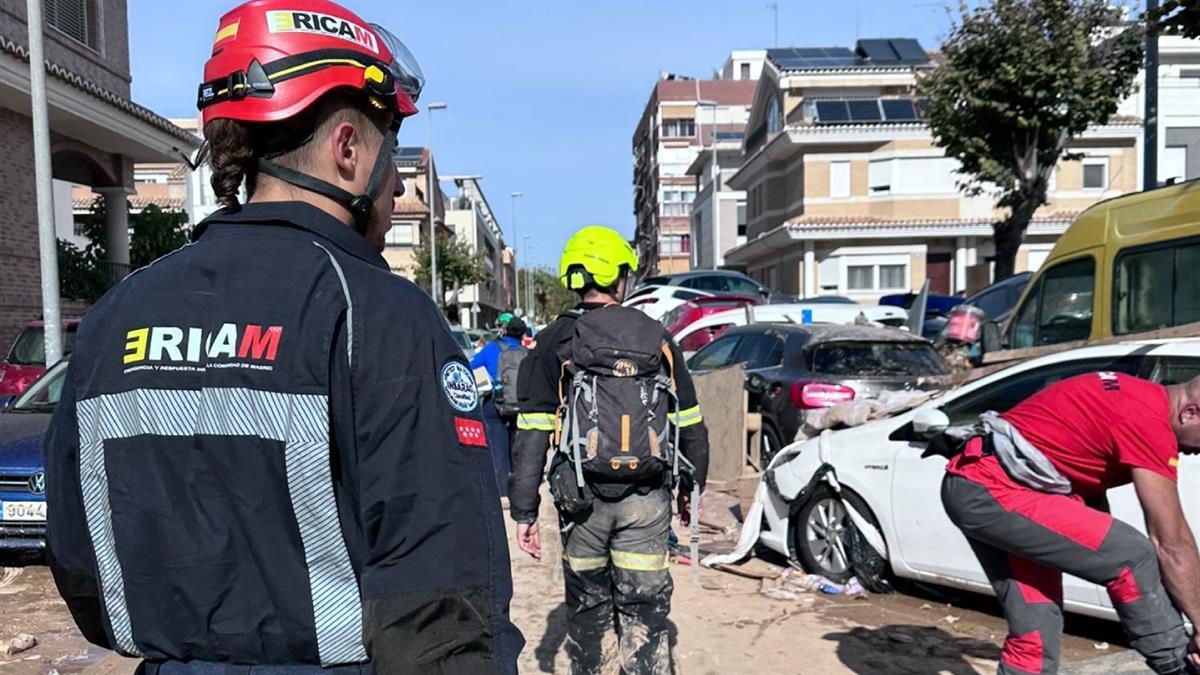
left=793, top=485, right=880, bottom=584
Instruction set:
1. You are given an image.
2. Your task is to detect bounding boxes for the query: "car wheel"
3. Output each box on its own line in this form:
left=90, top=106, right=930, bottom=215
left=793, top=485, right=879, bottom=584
left=760, top=423, right=783, bottom=468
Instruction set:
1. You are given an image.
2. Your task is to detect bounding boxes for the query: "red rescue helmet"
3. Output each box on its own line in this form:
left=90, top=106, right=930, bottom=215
left=198, top=0, right=423, bottom=125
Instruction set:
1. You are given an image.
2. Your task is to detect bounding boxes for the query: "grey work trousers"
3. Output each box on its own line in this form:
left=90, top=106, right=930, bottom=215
left=559, top=487, right=674, bottom=675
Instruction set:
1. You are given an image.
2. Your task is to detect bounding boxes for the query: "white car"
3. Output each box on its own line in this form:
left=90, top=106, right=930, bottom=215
left=754, top=339, right=1200, bottom=621
left=623, top=284, right=714, bottom=322
left=674, top=303, right=909, bottom=356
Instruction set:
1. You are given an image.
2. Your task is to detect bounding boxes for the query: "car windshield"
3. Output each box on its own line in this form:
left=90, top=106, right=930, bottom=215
left=12, top=359, right=69, bottom=412
left=450, top=329, right=473, bottom=352
left=808, top=341, right=948, bottom=377
left=7, top=326, right=76, bottom=366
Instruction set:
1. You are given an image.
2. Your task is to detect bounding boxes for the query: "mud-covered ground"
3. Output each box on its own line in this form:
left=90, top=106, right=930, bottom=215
left=0, top=495, right=1132, bottom=675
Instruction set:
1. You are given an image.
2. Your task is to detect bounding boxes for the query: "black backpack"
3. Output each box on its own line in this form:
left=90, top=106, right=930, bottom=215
left=494, top=340, right=528, bottom=417
left=555, top=305, right=680, bottom=487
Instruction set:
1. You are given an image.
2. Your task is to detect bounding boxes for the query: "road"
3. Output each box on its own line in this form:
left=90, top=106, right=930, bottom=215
left=0, top=502, right=1135, bottom=675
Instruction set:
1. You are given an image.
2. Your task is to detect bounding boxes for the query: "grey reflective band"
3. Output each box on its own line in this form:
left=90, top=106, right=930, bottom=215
left=76, top=387, right=368, bottom=665
left=314, top=242, right=353, bottom=368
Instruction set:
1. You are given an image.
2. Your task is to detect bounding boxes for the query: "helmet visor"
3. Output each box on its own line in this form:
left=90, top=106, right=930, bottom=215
left=370, top=23, right=424, bottom=107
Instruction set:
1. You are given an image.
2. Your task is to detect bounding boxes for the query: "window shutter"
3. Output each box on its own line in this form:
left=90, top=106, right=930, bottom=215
left=45, top=0, right=89, bottom=46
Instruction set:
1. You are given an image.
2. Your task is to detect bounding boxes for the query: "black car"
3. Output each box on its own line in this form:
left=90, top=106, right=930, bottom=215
left=687, top=324, right=949, bottom=464
left=641, top=270, right=771, bottom=300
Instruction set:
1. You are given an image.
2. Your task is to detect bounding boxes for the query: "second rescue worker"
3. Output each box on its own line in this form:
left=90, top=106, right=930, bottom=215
left=509, top=227, right=710, bottom=674
left=44, top=1, right=521, bottom=672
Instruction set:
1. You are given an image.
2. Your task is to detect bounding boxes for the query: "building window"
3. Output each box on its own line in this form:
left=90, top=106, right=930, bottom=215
left=1082, top=157, right=1108, bottom=190
left=830, top=161, right=851, bottom=199
left=386, top=223, right=415, bottom=247
left=662, top=118, right=696, bottom=138
left=659, top=234, right=691, bottom=256
left=660, top=189, right=696, bottom=217
left=1164, top=146, right=1188, bottom=183
left=45, top=0, right=91, bottom=47
left=766, top=95, right=782, bottom=135
left=737, top=201, right=747, bottom=236
left=868, top=159, right=891, bottom=194
left=740, top=63, right=751, bottom=80
left=1181, top=69, right=1200, bottom=79
left=841, top=256, right=909, bottom=293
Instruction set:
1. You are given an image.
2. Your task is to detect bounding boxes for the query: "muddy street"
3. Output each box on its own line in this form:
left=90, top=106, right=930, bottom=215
left=0, top=509, right=1133, bottom=675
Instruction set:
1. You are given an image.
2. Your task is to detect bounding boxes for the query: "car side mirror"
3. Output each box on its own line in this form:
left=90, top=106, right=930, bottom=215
left=912, top=408, right=950, bottom=440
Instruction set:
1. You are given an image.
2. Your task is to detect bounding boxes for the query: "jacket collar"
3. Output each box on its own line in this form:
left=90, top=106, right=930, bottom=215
left=193, top=201, right=389, bottom=271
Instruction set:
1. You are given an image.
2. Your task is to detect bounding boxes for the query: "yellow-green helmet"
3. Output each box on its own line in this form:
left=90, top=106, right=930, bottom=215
left=559, top=226, right=639, bottom=291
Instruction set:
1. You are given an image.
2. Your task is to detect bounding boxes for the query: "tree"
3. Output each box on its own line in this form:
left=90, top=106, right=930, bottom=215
left=1150, top=0, right=1200, bottom=38
left=530, top=267, right=578, bottom=323
left=413, top=234, right=490, bottom=309
left=919, top=0, right=1143, bottom=280
left=60, top=197, right=191, bottom=302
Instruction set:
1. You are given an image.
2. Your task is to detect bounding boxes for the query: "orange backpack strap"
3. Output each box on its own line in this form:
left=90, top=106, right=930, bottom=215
left=660, top=342, right=676, bottom=390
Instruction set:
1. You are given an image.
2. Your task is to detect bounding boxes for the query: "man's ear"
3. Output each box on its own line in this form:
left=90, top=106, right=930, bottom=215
left=330, top=121, right=358, bottom=182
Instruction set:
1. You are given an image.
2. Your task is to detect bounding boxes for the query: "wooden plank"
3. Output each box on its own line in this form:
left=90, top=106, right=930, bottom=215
left=981, top=321, right=1200, bottom=367
left=692, top=364, right=747, bottom=485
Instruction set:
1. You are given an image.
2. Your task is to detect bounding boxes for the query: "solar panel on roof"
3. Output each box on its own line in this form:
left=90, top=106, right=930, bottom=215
left=770, top=46, right=857, bottom=69
left=881, top=99, right=917, bottom=121
left=890, top=39, right=928, bottom=64
left=847, top=99, right=882, bottom=121
left=815, top=100, right=851, bottom=123
left=394, top=147, right=425, bottom=166
left=857, top=38, right=899, bottom=64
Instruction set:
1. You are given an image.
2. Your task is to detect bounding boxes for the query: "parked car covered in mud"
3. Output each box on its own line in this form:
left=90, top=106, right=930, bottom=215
left=687, top=324, right=950, bottom=464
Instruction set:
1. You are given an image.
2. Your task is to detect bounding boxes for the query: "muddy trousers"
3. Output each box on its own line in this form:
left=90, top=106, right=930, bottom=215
left=942, top=467, right=1188, bottom=675
left=560, top=487, right=674, bottom=675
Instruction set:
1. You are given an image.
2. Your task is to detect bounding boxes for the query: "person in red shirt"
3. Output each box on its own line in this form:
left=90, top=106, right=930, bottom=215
left=941, top=372, right=1200, bottom=675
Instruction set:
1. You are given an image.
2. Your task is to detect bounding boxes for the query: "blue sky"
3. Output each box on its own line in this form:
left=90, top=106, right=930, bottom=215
left=129, top=0, right=971, bottom=268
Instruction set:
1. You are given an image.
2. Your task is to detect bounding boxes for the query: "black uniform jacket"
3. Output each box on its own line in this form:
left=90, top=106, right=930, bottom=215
left=44, top=202, right=523, bottom=672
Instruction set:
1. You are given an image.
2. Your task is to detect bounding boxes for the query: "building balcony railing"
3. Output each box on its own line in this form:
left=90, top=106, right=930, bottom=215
left=660, top=203, right=693, bottom=217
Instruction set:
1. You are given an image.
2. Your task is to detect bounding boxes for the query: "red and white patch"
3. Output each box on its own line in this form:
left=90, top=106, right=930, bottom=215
left=455, top=417, right=487, bottom=447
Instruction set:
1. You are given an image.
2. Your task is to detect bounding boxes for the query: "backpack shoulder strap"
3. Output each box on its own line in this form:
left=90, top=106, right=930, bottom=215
left=660, top=341, right=676, bottom=390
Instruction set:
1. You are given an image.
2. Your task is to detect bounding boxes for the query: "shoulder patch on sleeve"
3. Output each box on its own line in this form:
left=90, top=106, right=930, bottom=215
left=441, top=360, right=479, bottom=412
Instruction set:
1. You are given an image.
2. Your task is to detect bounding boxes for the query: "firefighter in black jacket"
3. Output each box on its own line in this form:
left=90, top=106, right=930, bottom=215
left=508, top=226, right=710, bottom=675
left=43, top=1, right=522, bottom=672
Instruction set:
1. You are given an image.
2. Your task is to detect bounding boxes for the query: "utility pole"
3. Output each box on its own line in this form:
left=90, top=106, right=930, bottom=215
left=27, top=0, right=62, bottom=365
left=1144, top=0, right=1159, bottom=190
left=511, top=192, right=522, bottom=312
left=427, top=102, right=447, bottom=306
left=522, top=235, right=532, bottom=322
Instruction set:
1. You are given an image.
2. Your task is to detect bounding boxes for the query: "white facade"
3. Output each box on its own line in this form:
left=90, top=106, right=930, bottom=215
left=1117, top=36, right=1200, bottom=184
left=444, top=176, right=507, bottom=329
left=721, top=50, right=768, bottom=81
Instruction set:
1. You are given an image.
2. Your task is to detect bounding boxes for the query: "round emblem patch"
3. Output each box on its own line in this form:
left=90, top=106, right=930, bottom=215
left=441, top=361, right=479, bottom=412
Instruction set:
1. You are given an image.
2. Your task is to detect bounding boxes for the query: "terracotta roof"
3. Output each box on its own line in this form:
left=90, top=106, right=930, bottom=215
left=786, top=211, right=1082, bottom=230
left=0, top=35, right=197, bottom=146
left=72, top=193, right=185, bottom=210
left=657, top=79, right=757, bottom=106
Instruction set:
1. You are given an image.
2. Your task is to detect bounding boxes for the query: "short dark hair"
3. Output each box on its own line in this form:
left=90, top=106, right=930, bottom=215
left=505, top=317, right=527, bottom=338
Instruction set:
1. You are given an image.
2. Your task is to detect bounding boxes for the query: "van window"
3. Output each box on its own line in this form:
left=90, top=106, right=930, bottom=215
left=1009, top=257, right=1095, bottom=348
left=1115, top=240, right=1200, bottom=335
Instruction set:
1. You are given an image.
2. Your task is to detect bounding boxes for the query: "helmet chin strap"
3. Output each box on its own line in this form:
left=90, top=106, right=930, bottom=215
left=256, top=125, right=398, bottom=234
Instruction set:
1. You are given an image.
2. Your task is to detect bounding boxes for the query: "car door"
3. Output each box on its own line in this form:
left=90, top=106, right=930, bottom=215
left=1102, top=353, right=1200, bottom=612
left=888, top=354, right=1146, bottom=604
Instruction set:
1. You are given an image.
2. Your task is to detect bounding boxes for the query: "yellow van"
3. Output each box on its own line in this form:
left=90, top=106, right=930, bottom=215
left=1005, top=178, right=1200, bottom=349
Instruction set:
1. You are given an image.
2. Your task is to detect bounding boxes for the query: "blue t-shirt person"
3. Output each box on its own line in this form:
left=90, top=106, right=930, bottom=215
left=471, top=335, right=524, bottom=382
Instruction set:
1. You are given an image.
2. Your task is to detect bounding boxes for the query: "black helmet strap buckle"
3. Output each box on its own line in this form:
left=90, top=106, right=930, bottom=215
left=256, top=124, right=397, bottom=233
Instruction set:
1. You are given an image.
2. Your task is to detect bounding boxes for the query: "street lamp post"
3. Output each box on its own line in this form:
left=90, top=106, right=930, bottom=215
left=522, top=235, right=532, bottom=321
left=427, top=102, right=447, bottom=306
left=511, top=192, right=523, bottom=312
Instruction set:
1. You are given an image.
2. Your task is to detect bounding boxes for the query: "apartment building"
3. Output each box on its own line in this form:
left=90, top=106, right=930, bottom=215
left=685, top=130, right=748, bottom=269
left=0, top=0, right=199, bottom=347
left=444, top=176, right=509, bottom=329
left=632, top=75, right=758, bottom=276
left=381, top=146, right=447, bottom=282
left=725, top=39, right=1142, bottom=303
left=1120, top=36, right=1200, bottom=184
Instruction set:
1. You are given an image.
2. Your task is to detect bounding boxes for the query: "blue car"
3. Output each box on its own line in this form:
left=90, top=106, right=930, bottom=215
left=0, top=357, right=67, bottom=553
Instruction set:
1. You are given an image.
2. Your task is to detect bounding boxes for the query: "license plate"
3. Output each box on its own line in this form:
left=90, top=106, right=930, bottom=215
left=1, top=501, right=46, bottom=522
